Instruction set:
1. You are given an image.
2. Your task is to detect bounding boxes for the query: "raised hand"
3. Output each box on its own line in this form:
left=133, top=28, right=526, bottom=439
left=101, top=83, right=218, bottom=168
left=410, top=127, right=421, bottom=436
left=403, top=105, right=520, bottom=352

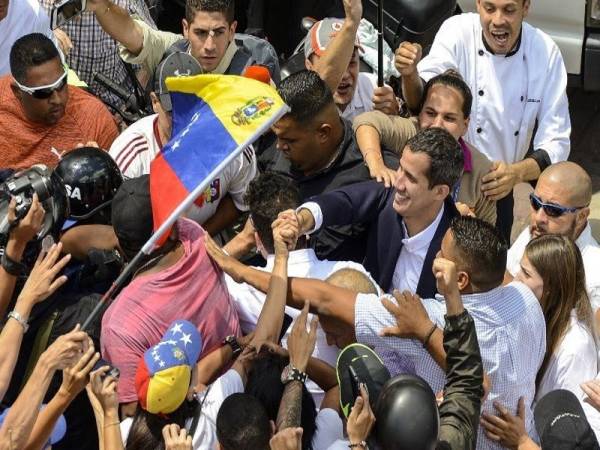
left=432, top=257, right=464, bottom=316
left=204, top=234, right=244, bottom=283
left=270, top=427, right=303, bottom=450
left=372, top=85, right=400, bottom=116
left=394, top=42, right=423, bottom=77
left=17, top=242, right=71, bottom=306
left=41, top=325, right=89, bottom=371
left=342, top=0, right=363, bottom=24
left=89, top=366, right=120, bottom=414
left=347, top=384, right=376, bottom=445
left=58, top=338, right=100, bottom=401
left=162, top=424, right=193, bottom=450
left=288, top=301, right=318, bottom=373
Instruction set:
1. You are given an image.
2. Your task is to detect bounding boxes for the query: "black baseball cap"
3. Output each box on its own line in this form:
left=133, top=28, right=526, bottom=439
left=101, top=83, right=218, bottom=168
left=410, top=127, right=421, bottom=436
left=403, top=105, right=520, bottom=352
left=336, top=343, right=390, bottom=418
left=153, top=52, right=202, bottom=112
left=111, top=175, right=153, bottom=259
left=534, top=389, right=600, bottom=450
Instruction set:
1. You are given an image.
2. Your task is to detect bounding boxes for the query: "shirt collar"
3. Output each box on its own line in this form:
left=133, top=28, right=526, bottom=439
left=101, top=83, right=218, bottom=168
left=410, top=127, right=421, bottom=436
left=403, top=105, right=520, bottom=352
left=208, top=40, right=238, bottom=74
left=435, top=283, right=504, bottom=305
left=576, top=223, right=597, bottom=248
left=481, top=28, right=523, bottom=57
left=265, top=248, right=318, bottom=269
left=401, top=204, right=445, bottom=253
left=459, top=138, right=473, bottom=173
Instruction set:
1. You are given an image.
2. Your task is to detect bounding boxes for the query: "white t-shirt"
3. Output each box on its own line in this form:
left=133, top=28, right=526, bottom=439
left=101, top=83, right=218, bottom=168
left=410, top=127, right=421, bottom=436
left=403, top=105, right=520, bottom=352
left=312, top=408, right=344, bottom=450
left=109, top=113, right=257, bottom=224
left=0, top=0, right=56, bottom=75
left=120, top=369, right=244, bottom=450
left=225, top=248, right=376, bottom=406
left=536, top=311, right=598, bottom=403
left=507, top=224, right=600, bottom=312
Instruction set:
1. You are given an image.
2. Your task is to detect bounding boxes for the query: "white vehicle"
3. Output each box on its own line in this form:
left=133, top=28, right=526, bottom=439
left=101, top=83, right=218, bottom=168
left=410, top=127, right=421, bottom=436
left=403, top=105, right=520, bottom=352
left=457, top=0, right=600, bottom=90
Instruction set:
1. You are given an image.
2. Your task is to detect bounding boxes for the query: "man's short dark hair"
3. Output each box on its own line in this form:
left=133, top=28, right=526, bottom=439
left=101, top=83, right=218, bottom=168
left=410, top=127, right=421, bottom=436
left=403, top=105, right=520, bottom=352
left=450, top=216, right=507, bottom=290
left=244, top=172, right=300, bottom=254
left=9, top=33, right=60, bottom=84
left=216, top=393, right=271, bottom=450
left=185, top=0, right=235, bottom=24
left=405, top=127, right=463, bottom=189
left=277, top=69, right=334, bottom=125
left=421, top=70, right=473, bottom=118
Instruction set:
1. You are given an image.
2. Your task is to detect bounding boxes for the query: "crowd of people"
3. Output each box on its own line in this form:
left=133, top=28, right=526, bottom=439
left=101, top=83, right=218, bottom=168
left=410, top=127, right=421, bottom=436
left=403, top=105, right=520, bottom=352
left=1, top=0, right=600, bottom=448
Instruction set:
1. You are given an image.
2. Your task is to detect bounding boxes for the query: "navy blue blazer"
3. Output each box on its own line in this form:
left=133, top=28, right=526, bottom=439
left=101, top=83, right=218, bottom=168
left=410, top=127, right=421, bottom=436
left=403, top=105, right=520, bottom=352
left=312, top=180, right=459, bottom=298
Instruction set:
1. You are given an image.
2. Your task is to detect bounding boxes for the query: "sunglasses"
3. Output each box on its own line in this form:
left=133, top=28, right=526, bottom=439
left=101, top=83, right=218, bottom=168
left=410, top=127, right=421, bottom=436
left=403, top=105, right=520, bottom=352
left=529, top=193, right=587, bottom=218
left=14, top=70, right=68, bottom=99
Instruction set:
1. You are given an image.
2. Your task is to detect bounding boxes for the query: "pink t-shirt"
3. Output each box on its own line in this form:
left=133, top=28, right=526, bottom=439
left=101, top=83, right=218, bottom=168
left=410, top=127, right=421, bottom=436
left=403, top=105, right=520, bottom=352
left=101, top=218, right=240, bottom=403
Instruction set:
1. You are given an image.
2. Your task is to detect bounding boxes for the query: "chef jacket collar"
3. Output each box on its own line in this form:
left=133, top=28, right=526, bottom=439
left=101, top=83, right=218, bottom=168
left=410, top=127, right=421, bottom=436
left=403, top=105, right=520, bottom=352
left=481, top=28, right=523, bottom=57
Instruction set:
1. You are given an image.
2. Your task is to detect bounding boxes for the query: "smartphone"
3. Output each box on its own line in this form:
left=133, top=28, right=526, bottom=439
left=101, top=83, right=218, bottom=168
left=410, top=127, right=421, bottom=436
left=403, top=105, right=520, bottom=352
left=92, top=358, right=120, bottom=380
left=50, top=0, right=86, bottom=29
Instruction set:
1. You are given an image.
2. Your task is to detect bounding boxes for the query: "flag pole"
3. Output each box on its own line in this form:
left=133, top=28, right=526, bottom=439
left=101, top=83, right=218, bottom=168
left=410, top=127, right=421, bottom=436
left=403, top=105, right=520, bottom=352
left=377, top=0, right=384, bottom=87
left=81, top=105, right=289, bottom=332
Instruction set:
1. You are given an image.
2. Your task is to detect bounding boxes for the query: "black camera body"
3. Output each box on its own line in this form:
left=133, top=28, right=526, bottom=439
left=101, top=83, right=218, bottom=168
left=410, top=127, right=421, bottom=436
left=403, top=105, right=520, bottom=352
left=0, top=165, right=69, bottom=242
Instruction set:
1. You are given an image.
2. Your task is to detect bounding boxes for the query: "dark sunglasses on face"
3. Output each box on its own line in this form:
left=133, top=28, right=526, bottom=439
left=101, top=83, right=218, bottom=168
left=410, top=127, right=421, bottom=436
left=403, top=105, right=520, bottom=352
left=529, top=193, right=587, bottom=218
left=14, top=70, right=68, bottom=99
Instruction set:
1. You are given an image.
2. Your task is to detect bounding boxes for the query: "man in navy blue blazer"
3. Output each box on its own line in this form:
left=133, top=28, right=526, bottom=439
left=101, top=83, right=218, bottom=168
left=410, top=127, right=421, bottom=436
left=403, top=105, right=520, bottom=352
left=291, top=127, right=464, bottom=298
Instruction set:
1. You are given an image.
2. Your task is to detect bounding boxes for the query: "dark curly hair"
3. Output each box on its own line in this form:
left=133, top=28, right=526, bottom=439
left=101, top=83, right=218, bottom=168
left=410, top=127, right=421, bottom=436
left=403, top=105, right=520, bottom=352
left=244, top=172, right=301, bottom=254
left=277, top=70, right=334, bottom=125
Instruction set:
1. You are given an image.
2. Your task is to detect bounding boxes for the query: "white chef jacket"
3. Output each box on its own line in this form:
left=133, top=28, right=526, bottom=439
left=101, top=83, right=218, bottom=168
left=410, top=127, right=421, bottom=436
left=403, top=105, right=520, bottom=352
left=418, top=13, right=570, bottom=165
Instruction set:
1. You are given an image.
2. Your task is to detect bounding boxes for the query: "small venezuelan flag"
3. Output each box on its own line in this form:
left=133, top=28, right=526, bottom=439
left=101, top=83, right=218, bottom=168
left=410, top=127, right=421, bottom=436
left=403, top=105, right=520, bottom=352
left=149, top=74, right=288, bottom=244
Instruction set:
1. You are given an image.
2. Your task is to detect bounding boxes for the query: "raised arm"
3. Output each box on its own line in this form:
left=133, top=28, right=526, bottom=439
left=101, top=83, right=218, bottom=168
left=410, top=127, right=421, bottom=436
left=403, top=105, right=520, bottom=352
left=394, top=42, right=424, bottom=112
left=85, top=0, right=144, bottom=56
left=309, top=0, right=362, bottom=94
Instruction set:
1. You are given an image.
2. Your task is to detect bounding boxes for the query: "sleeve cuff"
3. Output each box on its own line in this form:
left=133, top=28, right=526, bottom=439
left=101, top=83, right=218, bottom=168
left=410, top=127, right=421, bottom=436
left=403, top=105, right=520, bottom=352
left=528, top=149, right=552, bottom=173
left=297, top=202, right=322, bottom=234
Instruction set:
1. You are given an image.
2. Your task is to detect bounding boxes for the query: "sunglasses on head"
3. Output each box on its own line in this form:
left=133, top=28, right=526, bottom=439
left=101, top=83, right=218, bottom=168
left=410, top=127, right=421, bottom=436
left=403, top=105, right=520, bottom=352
left=529, top=193, right=587, bottom=218
left=14, top=70, right=68, bottom=99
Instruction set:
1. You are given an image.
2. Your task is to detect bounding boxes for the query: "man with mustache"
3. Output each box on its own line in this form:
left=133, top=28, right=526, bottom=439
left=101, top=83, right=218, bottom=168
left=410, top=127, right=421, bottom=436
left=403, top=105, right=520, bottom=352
left=506, top=162, right=600, bottom=313
left=396, top=0, right=570, bottom=243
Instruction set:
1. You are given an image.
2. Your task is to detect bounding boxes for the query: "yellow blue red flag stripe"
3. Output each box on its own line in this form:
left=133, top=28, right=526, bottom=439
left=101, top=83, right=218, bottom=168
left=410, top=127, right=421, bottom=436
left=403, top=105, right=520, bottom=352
left=148, top=74, right=289, bottom=246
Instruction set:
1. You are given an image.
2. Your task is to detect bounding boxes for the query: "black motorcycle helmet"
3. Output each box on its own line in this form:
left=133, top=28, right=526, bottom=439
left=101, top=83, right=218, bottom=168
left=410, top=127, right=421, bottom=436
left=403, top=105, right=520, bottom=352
left=54, top=147, right=123, bottom=225
left=374, top=374, right=440, bottom=450
left=0, top=165, right=69, bottom=243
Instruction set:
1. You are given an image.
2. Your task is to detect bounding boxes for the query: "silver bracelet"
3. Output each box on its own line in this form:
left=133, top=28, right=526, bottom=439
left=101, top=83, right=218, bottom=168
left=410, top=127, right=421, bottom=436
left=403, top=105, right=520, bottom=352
left=8, top=310, right=29, bottom=333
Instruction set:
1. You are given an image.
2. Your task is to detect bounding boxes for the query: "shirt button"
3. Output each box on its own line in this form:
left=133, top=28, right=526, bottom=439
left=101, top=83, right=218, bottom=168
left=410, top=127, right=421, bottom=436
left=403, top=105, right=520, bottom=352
left=477, top=127, right=482, bottom=134
left=478, top=90, right=484, bottom=96
left=514, top=131, right=519, bottom=136
left=520, top=96, right=524, bottom=102
left=478, top=49, right=484, bottom=56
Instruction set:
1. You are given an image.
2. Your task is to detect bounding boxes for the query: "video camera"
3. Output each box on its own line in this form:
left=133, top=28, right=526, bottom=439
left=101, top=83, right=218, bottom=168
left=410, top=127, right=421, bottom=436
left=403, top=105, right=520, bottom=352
left=0, top=166, right=69, bottom=244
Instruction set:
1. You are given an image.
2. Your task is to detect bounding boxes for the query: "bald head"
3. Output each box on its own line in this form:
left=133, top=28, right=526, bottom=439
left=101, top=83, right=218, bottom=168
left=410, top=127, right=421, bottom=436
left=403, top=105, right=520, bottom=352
left=539, top=162, right=592, bottom=207
left=326, top=268, right=379, bottom=295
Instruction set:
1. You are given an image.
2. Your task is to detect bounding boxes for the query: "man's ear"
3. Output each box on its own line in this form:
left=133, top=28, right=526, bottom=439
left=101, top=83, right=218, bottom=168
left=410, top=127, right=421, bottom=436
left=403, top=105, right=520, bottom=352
left=316, top=122, right=332, bottom=144
left=456, top=270, right=470, bottom=292
left=270, top=420, right=276, bottom=438
left=433, top=184, right=450, bottom=200
left=10, top=81, right=23, bottom=103
left=229, top=20, right=238, bottom=39
left=182, top=18, right=190, bottom=39
left=150, top=92, right=160, bottom=114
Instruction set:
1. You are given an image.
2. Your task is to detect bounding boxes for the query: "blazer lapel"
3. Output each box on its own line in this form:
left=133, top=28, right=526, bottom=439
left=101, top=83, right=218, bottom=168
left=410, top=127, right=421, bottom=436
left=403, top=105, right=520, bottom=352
left=415, top=198, right=459, bottom=298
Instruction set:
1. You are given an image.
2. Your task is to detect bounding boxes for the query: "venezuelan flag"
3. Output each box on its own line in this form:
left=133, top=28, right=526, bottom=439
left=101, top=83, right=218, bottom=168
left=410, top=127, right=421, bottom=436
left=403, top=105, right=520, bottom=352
left=149, top=74, right=289, bottom=245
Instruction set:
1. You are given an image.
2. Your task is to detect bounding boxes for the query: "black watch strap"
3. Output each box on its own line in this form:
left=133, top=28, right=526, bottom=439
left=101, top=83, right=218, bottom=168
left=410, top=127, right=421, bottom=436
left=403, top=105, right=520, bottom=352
left=1, top=251, right=28, bottom=277
left=222, top=335, right=242, bottom=357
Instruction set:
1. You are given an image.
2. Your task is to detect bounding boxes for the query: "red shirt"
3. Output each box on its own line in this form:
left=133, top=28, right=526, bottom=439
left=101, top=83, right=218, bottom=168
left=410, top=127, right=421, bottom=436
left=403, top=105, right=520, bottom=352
left=0, top=75, right=118, bottom=168
left=101, top=219, right=241, bottom=403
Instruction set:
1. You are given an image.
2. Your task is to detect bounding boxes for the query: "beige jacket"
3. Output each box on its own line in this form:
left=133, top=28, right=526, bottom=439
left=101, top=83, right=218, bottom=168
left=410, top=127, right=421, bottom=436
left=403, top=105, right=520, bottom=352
left=353, top=111, right=496, bottom=225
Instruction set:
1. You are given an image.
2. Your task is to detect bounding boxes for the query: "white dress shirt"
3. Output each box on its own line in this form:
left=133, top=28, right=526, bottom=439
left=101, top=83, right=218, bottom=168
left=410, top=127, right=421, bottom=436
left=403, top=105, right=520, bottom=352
left=507, top=223, right=600, bottom=311
left=418, top=13, right=570, bottom=164
left=536, top=310, right=598, bottom=403
left=354, top=281, right=546, bottom=450
left=391, top=204, right=444, bottom=293
left=225, top=248, right=376, bottom=406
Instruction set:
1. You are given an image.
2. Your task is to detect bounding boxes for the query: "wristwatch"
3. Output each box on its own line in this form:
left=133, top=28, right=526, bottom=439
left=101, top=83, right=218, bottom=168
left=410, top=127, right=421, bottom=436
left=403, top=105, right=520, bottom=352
left=280, top=364, right=307, bottom=385
left=222, top=335, right=242, bottom=357
left=8, top=310, right=29, bottom=333
left=1, top=251, right=28, bottom=277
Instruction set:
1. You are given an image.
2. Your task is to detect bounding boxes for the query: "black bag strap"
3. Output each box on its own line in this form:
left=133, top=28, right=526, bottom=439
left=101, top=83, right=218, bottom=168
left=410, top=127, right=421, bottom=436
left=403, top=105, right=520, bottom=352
left=188, top=383, right=213, bottom=437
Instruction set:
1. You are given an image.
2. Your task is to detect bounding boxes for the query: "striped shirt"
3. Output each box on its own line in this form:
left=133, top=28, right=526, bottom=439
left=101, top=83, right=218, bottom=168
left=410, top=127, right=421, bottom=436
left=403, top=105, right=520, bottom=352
left=354, top=281, right=546, bottom=450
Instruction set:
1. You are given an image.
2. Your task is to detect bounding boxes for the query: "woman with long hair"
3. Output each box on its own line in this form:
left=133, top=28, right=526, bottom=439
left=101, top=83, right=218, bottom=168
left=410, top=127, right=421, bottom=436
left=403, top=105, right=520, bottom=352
left=515, top=234, right=598, bottom=401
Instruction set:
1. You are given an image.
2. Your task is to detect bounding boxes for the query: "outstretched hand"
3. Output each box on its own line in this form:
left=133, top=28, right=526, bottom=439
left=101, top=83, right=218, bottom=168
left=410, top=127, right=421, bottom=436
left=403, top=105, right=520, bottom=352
left=380, top=290, right=434, bottom=342
left=204, top=234, right=244, bottom=283
left=58, top=337, right=100, bottom=401
left=288, top=301, right=319, bottom=373
left=481, top=397, right=531, bottom=449
left=394, top=42, right=422, bottom=77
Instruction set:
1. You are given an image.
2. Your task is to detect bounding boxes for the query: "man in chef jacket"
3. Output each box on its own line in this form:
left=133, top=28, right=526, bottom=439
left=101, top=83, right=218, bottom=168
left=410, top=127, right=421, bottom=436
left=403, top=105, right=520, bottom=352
left=396, top=0, right=571, bottom=243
